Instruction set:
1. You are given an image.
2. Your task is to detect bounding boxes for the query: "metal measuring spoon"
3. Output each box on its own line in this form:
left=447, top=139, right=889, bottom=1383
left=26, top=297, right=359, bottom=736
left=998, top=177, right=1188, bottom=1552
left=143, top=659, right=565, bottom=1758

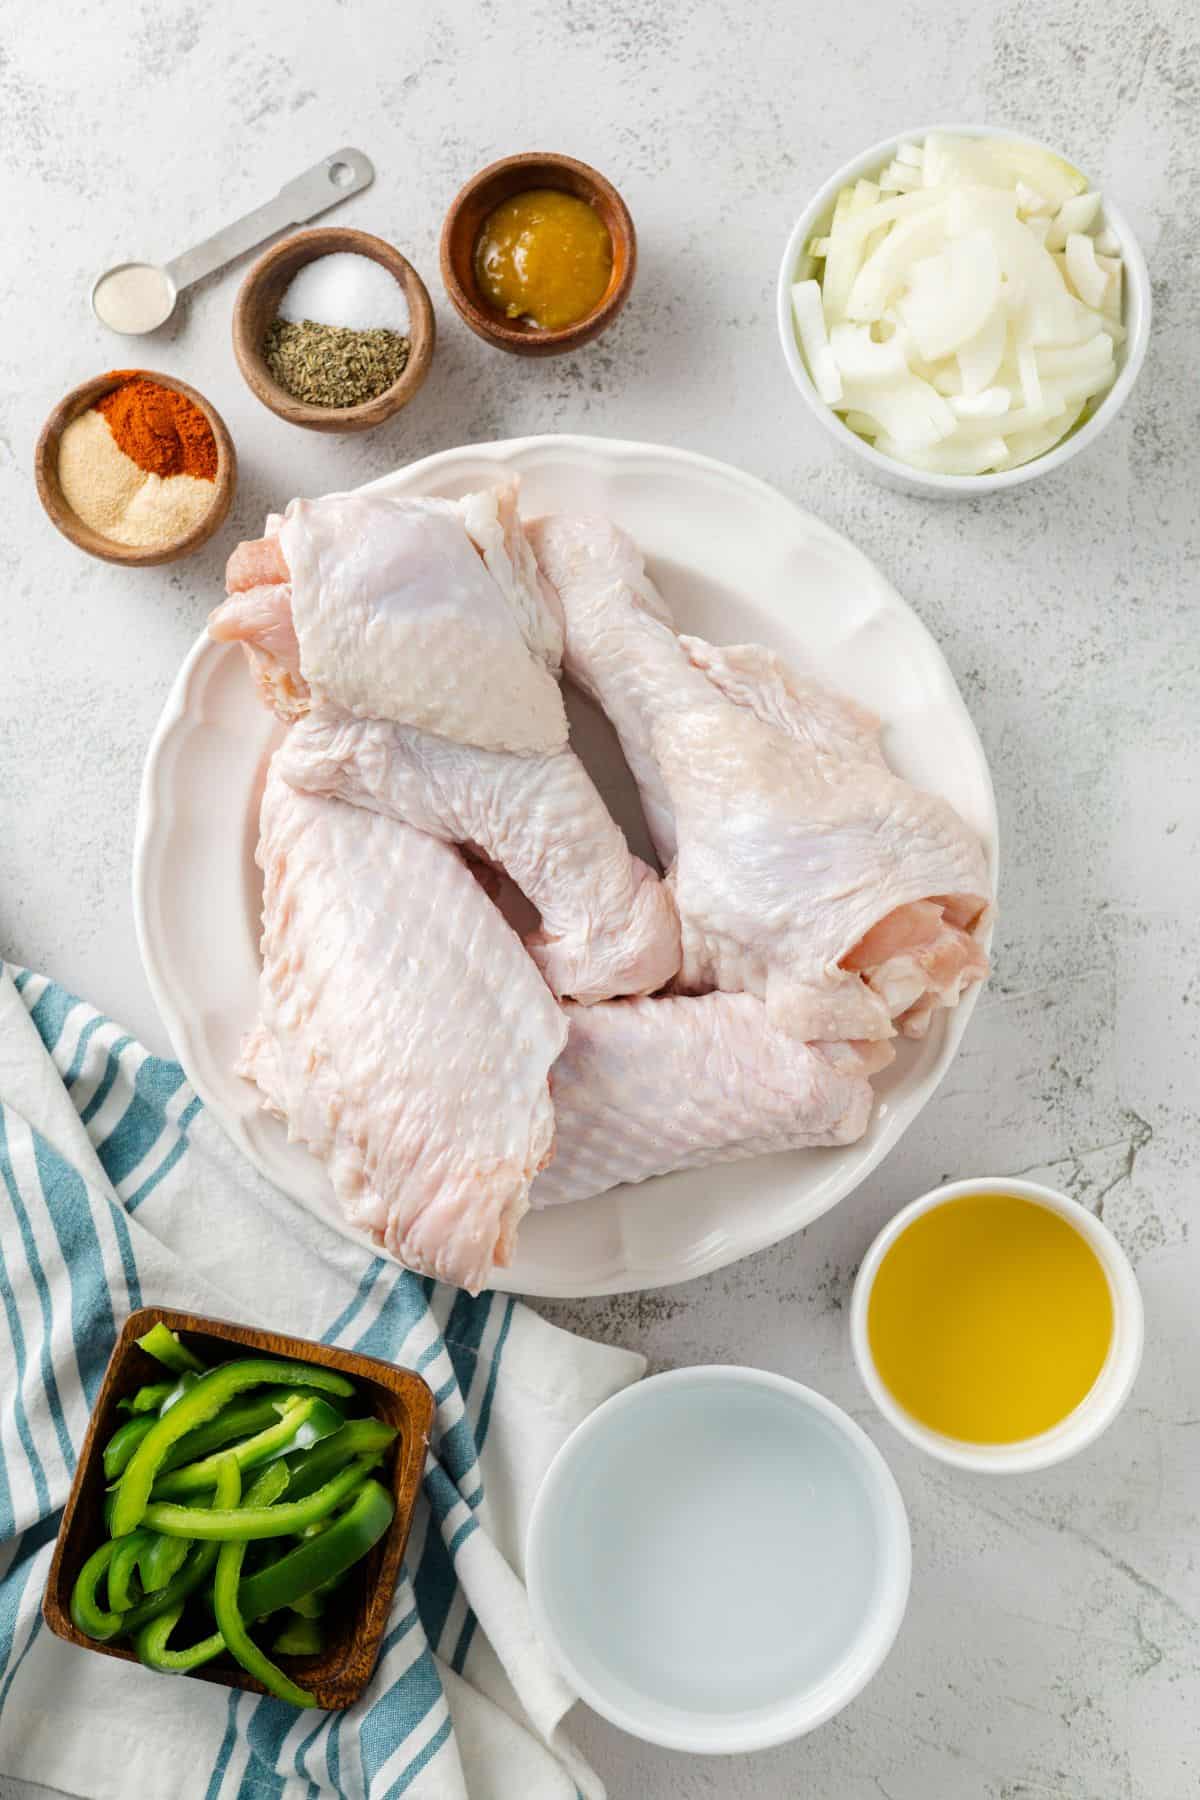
left=90, top=148, right=375, bottom=335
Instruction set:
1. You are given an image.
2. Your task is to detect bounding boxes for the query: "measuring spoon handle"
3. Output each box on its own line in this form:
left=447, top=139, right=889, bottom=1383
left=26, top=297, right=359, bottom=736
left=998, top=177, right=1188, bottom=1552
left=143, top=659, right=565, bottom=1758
left=164, top=148, right=375, bottom=293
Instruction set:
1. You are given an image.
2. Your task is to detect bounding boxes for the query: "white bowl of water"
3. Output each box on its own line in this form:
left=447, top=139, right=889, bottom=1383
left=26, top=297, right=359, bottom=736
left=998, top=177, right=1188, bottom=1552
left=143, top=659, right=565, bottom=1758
left=526, top=1366, right=910, bottom=1753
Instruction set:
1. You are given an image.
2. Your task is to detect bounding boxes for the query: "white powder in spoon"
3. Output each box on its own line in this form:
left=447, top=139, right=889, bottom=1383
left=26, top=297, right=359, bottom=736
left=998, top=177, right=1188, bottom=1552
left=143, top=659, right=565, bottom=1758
left=278, top=253, right=410, bottom=334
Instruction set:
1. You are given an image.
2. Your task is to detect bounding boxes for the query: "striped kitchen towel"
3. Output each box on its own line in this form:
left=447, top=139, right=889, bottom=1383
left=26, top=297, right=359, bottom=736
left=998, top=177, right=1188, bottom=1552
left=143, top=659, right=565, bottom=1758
left=0, top=966, right=643, bottom=1800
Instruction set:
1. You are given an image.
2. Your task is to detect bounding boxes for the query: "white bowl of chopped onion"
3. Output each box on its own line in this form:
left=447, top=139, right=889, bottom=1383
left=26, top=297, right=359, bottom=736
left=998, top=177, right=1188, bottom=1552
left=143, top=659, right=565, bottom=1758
left=777, top=125, right=1150, bottom=495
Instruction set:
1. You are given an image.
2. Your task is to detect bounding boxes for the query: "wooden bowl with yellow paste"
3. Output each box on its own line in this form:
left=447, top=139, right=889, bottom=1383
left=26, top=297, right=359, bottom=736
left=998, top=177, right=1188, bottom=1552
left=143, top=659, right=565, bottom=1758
left=441, top=152, right=637, bottom=356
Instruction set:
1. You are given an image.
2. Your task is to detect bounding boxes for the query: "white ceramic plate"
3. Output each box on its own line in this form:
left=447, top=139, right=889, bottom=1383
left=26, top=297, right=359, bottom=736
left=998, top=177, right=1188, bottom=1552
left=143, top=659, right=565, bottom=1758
left=134, top=435, right=998, bottom=1298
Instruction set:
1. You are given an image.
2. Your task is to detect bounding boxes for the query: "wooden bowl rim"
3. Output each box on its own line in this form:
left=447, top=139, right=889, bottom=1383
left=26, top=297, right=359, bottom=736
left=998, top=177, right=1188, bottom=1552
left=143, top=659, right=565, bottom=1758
left=439, top=151, right=637, bottom=354
left=232, top=227, right=436, bottom=433
left=34, top=370, right=236, bottom=567
left=41, top=1304, right=435, bottom=1709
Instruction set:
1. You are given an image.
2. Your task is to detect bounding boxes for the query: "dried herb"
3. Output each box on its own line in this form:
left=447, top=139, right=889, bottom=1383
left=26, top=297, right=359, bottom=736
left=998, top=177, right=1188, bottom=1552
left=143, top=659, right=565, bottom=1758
left=263, top=319, right=410, bottom=408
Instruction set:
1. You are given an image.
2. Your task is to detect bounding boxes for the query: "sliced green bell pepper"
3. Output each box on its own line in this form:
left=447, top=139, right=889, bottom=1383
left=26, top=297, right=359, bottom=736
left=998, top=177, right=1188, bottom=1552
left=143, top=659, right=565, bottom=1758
left=133, top=1603, right=225, bottom=1674
left=158, top=1371, right=202, bottom=1414
left=117, top=1382, right=174, bottom=1416
left=212, top=1460, right=315, bottom=1708
left=73, top=1454, right=242, bottom=1643
left=138, top=1532, right=190, bottom=1593
left=103, top=1415, right=156, bottom=1481
left=135, top=1322, right=206, bottom=1375
left=272, top=1616, right=324, bottom=1656
left=150, top=1396, right=345, bottom=1501
left=141, top=1455, right=373, bottom=1540
left=108, top=1529, right=152, bottom=1611
left=69, top=1541, right=124, bottom=1641
left=238, top=1478, right=394, bottom=1622
left=155, top=1390, right=342, bottom=1478
left=286, top=1589, right=327, bottom=1619
left=111, top=1357, right=354, bottom=1537
left=283, top=1418, right=396, bottom=1500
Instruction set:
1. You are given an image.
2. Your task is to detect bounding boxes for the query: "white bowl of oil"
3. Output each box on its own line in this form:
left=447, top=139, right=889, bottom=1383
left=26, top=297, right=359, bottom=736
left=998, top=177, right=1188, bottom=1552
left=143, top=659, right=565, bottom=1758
left=850, top=1178, right=1144, bottom=1473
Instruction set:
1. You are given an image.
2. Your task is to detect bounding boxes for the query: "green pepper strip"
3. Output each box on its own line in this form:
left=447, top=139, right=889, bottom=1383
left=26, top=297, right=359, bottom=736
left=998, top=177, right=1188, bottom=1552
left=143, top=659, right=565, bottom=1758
left=133, top=1603, right=226, bottom=1674
left=213, top=1460, right=315, bottom=1708
left=103, top=1415, right=155, bottom=1481
left=139, top=1532, right=191, bottom=1593
left=108, top=1529, right=152, bottom=1611
left=135, top=1322, right=206, bottom=1375
left=132, top=1455, right=248, bottom=1670
left=70, top=1541, right=124, bottom=1641
left=142, top=1456, right=373, bottom=1541
left=287, top=1589, right=326, bottom=1619
left=117, top=1382, right=175, bottom=1416
left=71, top=1450, right=242, bottom=1645
left=283, top=1418, right=396, bottom=1500
left=151, top=1397, right=344, bottom=1501
left=155, top=1390, right=341, bottom=1479
left=158, top=1371, right=202, bottom=1414
left=239, top=1479, right=394, bottom=1622
left=111, top=1357, right=355, bottom=1538
left=272, top=1616, right=323, bottom=1656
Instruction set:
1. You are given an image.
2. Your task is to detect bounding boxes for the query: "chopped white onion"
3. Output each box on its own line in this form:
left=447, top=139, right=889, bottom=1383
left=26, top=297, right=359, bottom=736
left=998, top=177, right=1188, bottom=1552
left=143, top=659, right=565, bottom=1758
left=956, top=304, right=1008, bottom=394
left=1017, top=344, right=1044, bottom=412
left=898, top=231, right=1001, bottom=360
left=1015, top=181, right=1053, bottom=217
left=875, top=432, right=1011, bottom=475
left=1045, top=190, right=1103, bottom=250
left=829, top=321, right=912, bottom=382
left=844, top=207, right=949, bottom=322
left=950, top=386, right=1011, bottom=417
left=840, top=373, right=956, bottom=450
left=793, top=131, right=1123, bottom=474
left=791, top=280, right=842, bottom=403
left=1065, top=232, right=1108, bottom=307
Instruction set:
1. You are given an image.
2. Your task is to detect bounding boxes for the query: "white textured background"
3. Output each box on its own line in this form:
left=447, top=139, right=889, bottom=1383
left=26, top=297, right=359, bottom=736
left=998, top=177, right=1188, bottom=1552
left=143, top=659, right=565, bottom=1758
left=2, top=1, right=1198, bottom=1796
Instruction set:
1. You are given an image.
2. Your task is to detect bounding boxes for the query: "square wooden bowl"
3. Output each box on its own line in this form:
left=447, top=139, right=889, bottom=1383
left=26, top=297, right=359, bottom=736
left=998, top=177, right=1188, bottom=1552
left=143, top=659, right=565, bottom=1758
left=42, top=1306, right=434, bottom=1709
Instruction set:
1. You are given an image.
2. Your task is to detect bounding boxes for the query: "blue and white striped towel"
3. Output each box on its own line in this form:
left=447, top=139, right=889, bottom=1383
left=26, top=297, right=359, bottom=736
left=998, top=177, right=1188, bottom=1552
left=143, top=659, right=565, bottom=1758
left=0, top=966, right=644, bottom=1800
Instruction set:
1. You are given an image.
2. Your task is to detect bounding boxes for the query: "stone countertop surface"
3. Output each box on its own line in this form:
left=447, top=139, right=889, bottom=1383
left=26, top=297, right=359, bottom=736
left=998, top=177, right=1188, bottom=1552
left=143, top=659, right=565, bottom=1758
left=2, top=0, right=1197, bottom=1795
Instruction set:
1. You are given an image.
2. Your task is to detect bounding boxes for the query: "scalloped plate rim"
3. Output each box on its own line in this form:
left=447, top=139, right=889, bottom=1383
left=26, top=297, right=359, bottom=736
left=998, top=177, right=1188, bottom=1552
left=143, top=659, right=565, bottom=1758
left=133, top=433, right=998, bottom=1298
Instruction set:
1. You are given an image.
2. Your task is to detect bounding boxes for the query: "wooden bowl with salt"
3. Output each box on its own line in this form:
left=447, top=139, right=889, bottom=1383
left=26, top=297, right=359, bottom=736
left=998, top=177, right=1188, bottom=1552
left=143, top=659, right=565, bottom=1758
left=233, top=228, right=435, bottom=434
left=35, top=371, right=236, bottom=568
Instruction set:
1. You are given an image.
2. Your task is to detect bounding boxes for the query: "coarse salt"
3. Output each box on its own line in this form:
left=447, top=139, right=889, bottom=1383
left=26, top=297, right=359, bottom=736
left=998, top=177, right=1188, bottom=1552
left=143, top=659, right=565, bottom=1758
left=278, top=253, right=410, bottom=335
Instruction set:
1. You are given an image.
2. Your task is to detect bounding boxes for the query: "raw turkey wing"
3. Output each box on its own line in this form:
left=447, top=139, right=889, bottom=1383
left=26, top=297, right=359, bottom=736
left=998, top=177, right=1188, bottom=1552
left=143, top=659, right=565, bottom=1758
left=244, top=763, right=567, bottom=1292
left=532, top=992, right=892, bottom=1208
left=213, top=485, right=680, bottom=1003
left=529, top=515, right=991, bottom=1041
left=279, top=707, right=679, bottom=1004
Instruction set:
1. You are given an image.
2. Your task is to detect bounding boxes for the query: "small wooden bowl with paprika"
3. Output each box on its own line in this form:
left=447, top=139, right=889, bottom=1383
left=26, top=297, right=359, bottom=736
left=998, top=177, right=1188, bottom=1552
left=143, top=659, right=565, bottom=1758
left=36, top=370, right=236, bottom=568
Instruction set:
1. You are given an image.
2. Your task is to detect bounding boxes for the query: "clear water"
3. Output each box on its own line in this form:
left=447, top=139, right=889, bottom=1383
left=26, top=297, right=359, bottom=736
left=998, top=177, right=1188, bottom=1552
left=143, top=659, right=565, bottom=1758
left=537, top=1379, right=890, bottom=1716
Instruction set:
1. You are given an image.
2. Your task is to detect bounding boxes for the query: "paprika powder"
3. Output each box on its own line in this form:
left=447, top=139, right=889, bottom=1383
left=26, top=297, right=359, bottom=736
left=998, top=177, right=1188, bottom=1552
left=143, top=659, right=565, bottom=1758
left=97, top=374, right=217, bottom=480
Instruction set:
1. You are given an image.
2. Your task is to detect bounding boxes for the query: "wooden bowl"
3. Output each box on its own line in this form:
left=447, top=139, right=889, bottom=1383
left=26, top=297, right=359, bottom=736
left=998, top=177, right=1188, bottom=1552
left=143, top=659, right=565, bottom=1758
left=233, top=227, right=435, bottom=432
left=35, top=371, right=236, bottom=567
left=42, top=1305, right=435, bottom=1711
left=440, top=152, right=636, bottom=356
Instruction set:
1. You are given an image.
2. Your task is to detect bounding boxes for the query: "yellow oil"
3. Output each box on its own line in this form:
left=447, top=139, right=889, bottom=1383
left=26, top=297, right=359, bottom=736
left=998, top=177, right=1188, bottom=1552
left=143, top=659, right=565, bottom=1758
left=475, top=188, right=613, bottom=331
left=867, top=1192, right=1114, bottom=1444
